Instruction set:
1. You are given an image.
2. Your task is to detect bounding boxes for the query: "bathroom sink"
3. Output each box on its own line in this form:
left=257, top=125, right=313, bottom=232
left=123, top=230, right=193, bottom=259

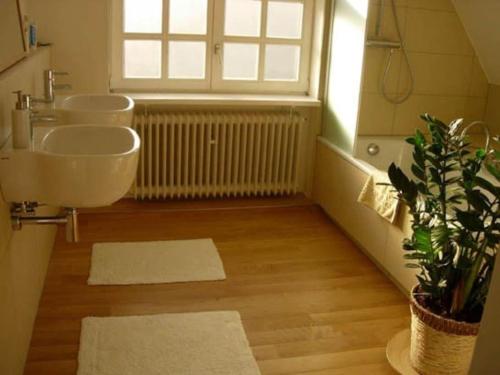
left=57, top=94, right=135, bottom=127
left=0, top=125, right=140, bottom=208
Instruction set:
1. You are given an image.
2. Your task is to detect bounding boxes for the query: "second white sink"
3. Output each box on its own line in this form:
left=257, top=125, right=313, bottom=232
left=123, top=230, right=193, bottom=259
left=58, top=94, right=134, bottom=127
left=0, top=125, right=140, bottom=208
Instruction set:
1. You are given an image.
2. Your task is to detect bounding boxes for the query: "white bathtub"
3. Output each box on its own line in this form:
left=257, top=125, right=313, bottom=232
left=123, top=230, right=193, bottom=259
left=355, top=136, right=413, bottom=174
left=314, top=136, right=416, bottom=293
left=314, top=135, right=496, bottom=293
left=355, top=135, right=495, bottom=187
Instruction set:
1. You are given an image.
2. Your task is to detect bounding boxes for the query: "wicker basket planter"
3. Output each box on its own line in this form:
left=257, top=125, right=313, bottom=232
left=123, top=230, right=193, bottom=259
left=409, top=286, right=480, bottom=375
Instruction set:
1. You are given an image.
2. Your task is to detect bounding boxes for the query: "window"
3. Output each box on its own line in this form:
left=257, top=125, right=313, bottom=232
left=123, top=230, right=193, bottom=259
left=110, top=0, right=314, bottom=93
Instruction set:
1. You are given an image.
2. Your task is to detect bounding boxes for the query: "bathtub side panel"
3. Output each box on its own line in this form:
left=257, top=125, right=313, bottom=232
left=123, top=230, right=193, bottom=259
left=313, top=139, right=417, bottom=293
left=312, top=140, right=388, bottom=265
left=385, top=209, right=417, bottom=292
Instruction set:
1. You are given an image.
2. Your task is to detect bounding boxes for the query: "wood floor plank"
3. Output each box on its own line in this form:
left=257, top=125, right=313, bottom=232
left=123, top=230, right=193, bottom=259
left=24, top=199, right=409, bottom=374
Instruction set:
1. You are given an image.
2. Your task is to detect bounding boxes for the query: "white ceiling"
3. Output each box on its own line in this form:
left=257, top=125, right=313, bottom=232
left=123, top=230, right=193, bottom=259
left=452, top=0, right=500, bottom=85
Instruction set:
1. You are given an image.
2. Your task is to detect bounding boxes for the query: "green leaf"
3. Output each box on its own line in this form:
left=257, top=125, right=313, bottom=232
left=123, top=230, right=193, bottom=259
left=475, top=176, right=498, bottom=196
left=448, top=118, right=463, bottom=135
left=466, top=190, right=489, bottom=212
left=388, top=163, right=406, bottom=192
left=476, top=148, right=486, bottom=159
left=414, top=227, right=433, bottom=253
left=406, top=263, right=421, bottom=269
left=456, top=210, right=484, bottom=231
left=411, top=164, right=426, bottom=181
left=415, top=130, right=426, bottom=148
left=406, top=137, right=415, bottom=145
left=485, top=162, right=500, bottom=182
left=426, top=155, right=441, bottom=169
left=413, top=149, right=426, bottom=169
left=430, top=168, right=441, bottom=184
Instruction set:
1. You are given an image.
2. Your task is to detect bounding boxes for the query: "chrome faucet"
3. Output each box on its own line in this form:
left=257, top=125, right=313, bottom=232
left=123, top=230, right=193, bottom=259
left=32, top=69, right=72, bottom=104
left=22, top=94, right=58, bottom=144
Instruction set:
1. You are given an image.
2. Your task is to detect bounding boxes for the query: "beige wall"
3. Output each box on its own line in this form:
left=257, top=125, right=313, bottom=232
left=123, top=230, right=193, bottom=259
left=0, top=48, right=58, bottom=375
left=0, top=48, right=49, bottom=145
left=358, top=0, right=489, bottom=136
left=469, top=258, right=500, bottom=374
left=485, top=84, right=500, bottom=134
left=452, top=0, right=500, bottom=85
left=26, top=0, right=109, bottom=94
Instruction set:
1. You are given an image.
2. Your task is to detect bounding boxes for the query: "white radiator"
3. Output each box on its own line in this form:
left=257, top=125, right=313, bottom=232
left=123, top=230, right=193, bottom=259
left=132, top=110, right=305, bottom=199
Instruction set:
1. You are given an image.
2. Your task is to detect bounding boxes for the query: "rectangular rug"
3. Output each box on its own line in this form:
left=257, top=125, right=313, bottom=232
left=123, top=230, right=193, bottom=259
left=88, top=239, right=226, bottom=285
left=77, top=311, right=261, bottom=375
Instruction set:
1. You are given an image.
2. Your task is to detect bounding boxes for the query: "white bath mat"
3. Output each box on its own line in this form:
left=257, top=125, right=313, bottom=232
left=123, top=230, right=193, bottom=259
left=77, top=311, right=261, bottom=375
left=88, top=239, right=226, bottom=285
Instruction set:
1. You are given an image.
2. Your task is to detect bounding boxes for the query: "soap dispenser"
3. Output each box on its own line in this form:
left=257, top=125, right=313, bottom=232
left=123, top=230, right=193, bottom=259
left=11, top=90, right=31, bottom=149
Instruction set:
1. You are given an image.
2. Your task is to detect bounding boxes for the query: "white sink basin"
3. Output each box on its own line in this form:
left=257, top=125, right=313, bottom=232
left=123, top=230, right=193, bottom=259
left=58, top=94, right=134, bottom=127
left=0, top=125, right=140, bottom=208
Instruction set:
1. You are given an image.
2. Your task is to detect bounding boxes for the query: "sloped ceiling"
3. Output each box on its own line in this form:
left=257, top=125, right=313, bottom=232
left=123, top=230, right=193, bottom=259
left=452, top=0, right=500, bottom=85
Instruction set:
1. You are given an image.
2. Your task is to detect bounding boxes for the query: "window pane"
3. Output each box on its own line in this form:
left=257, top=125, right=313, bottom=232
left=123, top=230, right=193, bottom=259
left=169, top=0, right=207, bottom=35
left=224, top=0, right=261, bottom=37
left=124, top=40, right=162, bottom=79
left=168, top=41, right=206, bottom=79
left=223, top=43, right=259, bottom=80
left=264, top=44, right=300, bottom=81
left=124, top=0, right=162, bottom=33
left=267, top=1, right=304, bottom=39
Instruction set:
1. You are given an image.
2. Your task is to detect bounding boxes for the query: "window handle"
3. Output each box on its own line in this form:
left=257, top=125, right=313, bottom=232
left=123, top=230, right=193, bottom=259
left=214, top=43, right=222, bottom=65
left=214, top=43, right=222, bottom=55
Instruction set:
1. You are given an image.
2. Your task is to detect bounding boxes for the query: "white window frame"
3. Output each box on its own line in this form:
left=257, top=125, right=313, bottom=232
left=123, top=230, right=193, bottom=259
left=110, top=0, right=314, bottom=94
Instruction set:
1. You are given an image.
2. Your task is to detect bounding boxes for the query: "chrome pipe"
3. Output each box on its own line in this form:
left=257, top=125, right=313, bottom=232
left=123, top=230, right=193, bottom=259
left=11, top=205, right=80, bottom=243
left=13, top=216, right=68, bottom=225
left=65, top=208, right=79, bottom=243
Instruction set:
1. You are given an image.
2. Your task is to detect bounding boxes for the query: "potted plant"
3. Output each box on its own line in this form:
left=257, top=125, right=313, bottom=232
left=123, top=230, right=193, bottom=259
left=387, top=114, right=499, bottom=375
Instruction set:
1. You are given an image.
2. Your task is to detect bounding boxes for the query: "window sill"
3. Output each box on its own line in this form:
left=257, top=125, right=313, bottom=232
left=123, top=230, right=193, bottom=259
left=123, top=93, right=322, bottom=107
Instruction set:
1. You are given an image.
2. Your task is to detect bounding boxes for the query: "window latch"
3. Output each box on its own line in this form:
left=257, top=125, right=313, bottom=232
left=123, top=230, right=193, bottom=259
left=214, top=43, right=222, bottom=65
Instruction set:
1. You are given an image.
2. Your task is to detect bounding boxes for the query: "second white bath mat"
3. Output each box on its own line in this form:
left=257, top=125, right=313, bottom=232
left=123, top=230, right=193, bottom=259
left=88, top=239, right=226, bottom=285
left=77, top=311, right=261, bottom=375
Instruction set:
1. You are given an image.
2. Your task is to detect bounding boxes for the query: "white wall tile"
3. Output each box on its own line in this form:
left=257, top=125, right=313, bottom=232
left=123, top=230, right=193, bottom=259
left=358, top=92, right=396, bottom=135
left=469, top=57, right=490, bottom=98
left=366, top=2, right=407, bottom=41
left=393, top=95, right=467, bottom=134
left=362, top=48, right=402, bottom=94
left=405, top=8, right=474, bottom=56
left=464, top=96, right=487, bottom=127
left=401, top=52, right=473, bottom=96
left=406, top=0, right=455, bottom=12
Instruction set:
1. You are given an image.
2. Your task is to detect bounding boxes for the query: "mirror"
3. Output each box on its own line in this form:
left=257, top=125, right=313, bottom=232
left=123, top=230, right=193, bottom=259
left=0, top=0, right=27, bottom=74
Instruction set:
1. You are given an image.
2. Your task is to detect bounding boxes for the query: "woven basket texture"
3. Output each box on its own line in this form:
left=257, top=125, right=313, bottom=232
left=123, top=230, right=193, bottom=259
left=409, top=286, right=479, bottom=375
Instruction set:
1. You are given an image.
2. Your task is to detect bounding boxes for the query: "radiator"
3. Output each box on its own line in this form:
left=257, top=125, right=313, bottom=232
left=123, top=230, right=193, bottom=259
left=132, top=110, right=305, bottom=199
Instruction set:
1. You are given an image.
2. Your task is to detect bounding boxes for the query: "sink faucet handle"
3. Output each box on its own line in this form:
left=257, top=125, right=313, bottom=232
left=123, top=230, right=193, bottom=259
left=53, top=71, right=69, bottom=76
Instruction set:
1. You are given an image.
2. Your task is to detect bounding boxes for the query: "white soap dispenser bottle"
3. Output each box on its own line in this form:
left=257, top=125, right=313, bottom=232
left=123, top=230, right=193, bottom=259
left=11, top=90, right=31, bottom=149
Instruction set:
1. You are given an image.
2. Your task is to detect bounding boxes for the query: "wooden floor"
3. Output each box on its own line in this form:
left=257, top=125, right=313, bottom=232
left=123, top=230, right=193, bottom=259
left=24, top=197, right=409, bottom=374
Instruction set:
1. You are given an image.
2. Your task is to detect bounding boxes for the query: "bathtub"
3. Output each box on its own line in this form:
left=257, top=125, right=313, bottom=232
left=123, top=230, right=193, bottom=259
left=313, top=135, right=496, bottom=293
left=313, top=136, right=417, bottom=293
left=355, top=136, right=413, bottom=174
left=355, top=135, right=495, bottom=191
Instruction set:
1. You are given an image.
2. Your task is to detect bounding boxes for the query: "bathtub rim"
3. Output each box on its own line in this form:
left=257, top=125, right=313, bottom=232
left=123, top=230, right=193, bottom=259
left=317, top=136, right=375, bottom=175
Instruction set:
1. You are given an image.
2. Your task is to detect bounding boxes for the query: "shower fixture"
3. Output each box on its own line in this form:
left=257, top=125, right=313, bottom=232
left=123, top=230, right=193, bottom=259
left=366, top=0, right=414, bottom=104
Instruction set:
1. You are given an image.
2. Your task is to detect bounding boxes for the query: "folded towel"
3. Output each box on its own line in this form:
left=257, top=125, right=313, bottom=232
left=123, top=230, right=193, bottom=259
left=358, top=170, right=400, bottom=223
